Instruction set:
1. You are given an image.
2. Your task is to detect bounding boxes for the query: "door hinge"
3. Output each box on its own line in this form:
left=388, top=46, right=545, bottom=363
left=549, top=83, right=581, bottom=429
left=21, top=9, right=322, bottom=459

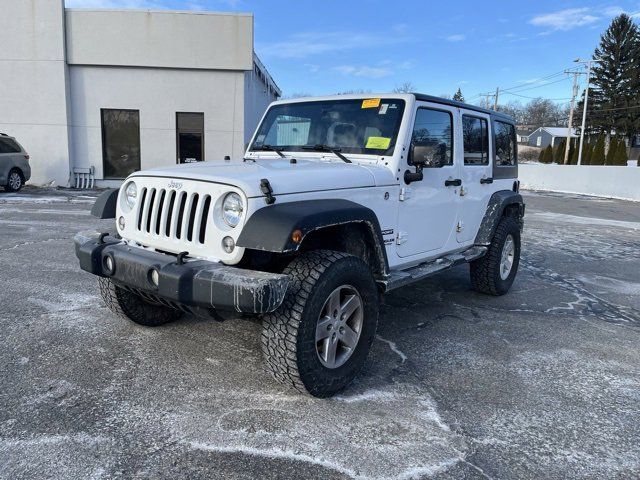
left=399, top=187, right=412, bottom=201
left=456, top=221, right=464, bottom=233
left=396, top=231, right=409, bottom=245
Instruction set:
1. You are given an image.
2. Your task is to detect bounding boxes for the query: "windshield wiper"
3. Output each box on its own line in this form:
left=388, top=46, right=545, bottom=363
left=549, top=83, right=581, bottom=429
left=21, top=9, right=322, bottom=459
left=253, top=144, right=286, bottom=158
left=301, top=144, right=351, bottom=163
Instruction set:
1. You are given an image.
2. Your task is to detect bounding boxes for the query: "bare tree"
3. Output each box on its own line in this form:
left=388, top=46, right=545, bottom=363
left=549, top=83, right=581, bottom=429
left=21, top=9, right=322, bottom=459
left=393, top=82, right=416, bottom=93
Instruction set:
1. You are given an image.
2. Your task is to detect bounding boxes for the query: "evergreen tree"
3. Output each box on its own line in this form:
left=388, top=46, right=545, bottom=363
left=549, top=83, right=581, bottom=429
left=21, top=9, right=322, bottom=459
left=615, top=138, right=629, bottom=165
left=453, top=88, right=465, bottom=102
left=538, top=148, right=545, bottom=163
left=541, top=145, right=554, bottom=164
left=591, top=134, right=606, bottom=165
left=584, top=15, right=640, bottom=140
left=554, top=140, right=566, bottom=164
left=605, top=137, right=619, bottom=165
left=570, top=139, right=579, bottom=164
left=583, top=140, right=593, bottom=165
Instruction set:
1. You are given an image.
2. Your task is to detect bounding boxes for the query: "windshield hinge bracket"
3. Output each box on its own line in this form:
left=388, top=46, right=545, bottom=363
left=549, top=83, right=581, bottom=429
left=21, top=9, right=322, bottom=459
left=260, top=179, right=276, bottom=205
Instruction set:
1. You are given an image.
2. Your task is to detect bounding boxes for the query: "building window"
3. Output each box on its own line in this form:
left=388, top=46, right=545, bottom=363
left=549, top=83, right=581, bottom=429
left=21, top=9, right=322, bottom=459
left=176, top=113, right=204, bottom=164
left=536, top=136, right=542, bottom=147
left=494, top=121, right=516, bottom=166
left=462, top=115, right=489, bottom=165
left=101, top=109, right=141, bottom=179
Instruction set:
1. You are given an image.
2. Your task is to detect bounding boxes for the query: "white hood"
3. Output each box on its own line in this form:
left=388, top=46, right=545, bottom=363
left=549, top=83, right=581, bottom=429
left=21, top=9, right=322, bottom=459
left=129, top=158, right=395, bottom=197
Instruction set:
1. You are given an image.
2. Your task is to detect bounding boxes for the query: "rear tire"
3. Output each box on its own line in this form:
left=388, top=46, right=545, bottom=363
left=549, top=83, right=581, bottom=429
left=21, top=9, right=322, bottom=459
left=470, top=216, right=521, bottom=296
left=261, top=250, right=379, bottom=397
left=98, top=278, right=183, bottom=327
left=5, top=169, right=23, bottom=192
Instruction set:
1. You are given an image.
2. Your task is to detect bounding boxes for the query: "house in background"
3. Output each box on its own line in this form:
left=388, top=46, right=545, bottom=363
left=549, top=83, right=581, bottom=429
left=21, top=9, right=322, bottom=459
left=0, top=1, right=280, bottom=187
left=516, top=129, right=533, bottom=144
left=527, top=127, right=578, bottom=149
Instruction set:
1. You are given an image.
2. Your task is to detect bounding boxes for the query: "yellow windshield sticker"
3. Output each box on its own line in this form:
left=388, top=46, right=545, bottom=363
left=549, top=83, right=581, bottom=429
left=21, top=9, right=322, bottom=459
left=362, top=98, right=381, bottom=109
left=366, top=136, right=391, bottom=149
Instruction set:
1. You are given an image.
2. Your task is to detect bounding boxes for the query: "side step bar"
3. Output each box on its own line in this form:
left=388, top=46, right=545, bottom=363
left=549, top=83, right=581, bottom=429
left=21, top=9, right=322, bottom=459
left=382, top=246, right=487, bottom=292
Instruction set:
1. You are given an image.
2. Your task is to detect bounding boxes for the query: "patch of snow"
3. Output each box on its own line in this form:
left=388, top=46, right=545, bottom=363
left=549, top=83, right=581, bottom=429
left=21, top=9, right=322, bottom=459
left=334, top=389, right=399, bottom=403
left=376, top=335, right=407, bottom=363
left=530, top=212, right=640, bottom=230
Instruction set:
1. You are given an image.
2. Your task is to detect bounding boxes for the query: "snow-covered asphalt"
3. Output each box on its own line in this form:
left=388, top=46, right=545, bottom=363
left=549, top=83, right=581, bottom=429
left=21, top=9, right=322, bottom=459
left=1, top=188, right=639, bottom=479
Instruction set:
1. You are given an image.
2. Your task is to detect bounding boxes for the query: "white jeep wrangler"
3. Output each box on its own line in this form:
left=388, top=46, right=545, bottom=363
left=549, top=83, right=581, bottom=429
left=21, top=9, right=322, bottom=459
left=76, top=94, right=524, bottom=397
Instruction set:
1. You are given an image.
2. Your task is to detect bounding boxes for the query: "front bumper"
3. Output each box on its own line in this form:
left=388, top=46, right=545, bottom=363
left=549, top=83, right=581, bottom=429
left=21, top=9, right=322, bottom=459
left=74, top=231, right=289, bottom=314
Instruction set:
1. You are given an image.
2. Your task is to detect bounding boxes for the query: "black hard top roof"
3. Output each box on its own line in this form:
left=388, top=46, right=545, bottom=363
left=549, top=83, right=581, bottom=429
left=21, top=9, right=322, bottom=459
left=413, top=93, right=515, bottom=123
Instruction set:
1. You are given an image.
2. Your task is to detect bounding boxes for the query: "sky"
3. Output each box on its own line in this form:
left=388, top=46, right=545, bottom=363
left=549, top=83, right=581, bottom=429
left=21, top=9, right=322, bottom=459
left=64, top=0, right=640, bottom=107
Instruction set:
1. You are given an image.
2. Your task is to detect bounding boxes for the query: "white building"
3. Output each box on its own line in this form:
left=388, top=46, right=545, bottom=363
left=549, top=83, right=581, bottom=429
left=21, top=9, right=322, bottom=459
left=0, top=1, right=280, bottom=187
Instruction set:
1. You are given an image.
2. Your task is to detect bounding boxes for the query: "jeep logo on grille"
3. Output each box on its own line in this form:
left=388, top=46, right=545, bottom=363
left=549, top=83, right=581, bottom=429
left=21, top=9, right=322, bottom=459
left=168, top=180, right=183, bottom=190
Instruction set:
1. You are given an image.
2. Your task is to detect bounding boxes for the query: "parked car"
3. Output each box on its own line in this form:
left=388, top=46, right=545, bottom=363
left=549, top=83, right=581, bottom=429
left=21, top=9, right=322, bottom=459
left=0, top=133, right=31, bottom=192
left=75, top=93, right=525, bottom=397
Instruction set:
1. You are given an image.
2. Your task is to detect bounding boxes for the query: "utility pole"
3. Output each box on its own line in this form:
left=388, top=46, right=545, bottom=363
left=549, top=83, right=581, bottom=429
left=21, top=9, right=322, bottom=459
left=563, top=70, right=580, bottom=165
left=493, top=87, right=500, bottom=110
left=575, top=58, right=601, bottom=165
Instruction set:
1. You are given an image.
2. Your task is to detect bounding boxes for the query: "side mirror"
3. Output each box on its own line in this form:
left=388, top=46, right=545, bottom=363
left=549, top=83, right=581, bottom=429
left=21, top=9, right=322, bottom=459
left=409, top=144, right=446, bottom=168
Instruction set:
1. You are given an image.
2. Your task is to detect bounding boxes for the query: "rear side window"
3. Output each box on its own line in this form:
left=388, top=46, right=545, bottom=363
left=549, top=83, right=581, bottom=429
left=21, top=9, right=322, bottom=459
left=0, top=138, right=21, bottom=153
left=494, top=121, right=516, bottom=166
left=462, top=115, right=489, bottom=165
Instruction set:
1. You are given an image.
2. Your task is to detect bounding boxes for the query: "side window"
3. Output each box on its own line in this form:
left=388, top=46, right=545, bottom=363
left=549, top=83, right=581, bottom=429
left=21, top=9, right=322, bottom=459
left=0, top=138, right=20, bottom=153
left=411, top=108, right=453, bottom=168
left=462, top=115, right=489, bottom=165
left=494, top=121, right=516, bottom=166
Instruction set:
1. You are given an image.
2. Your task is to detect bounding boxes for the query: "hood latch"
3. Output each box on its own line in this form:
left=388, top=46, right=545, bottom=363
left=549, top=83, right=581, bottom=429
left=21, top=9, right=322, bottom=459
left=260, top=179, right=276, bottom=205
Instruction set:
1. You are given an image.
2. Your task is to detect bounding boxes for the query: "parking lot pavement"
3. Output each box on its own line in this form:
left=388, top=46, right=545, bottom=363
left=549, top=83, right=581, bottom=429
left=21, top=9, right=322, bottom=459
left=1, top=187, right=639, bottom=480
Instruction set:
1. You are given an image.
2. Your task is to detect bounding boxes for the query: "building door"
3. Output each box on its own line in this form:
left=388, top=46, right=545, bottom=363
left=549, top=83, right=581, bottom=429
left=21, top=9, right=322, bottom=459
left=101, top=109, right=141, bottom=179
left=396, top=103, right=460, bottom=259
left=176, top=113, right=204, bottom=164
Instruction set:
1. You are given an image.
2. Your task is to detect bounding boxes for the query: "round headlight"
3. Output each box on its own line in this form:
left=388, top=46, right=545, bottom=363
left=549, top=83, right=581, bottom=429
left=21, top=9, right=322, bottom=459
left=222, top=192, right=243, bottom=228
left=124, top=181, right=137, bottom=210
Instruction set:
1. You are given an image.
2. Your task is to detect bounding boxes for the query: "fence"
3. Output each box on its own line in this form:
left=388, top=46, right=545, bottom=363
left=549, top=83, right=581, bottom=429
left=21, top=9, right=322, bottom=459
left=519, top=163, right=640, bottom=201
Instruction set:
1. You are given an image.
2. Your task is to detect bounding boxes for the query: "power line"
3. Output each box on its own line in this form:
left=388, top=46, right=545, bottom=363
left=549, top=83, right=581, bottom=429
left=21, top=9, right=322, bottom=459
left=502, top=91, right=572, bottom=100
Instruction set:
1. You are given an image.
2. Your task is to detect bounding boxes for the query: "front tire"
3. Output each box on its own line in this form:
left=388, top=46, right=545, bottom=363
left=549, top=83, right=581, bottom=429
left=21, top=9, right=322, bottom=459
left=261, top=250, right=379, bottom=397
left=470, top=216, right=521, bottom=296
left=98, top=278, right=183, bottom=326
left=5, top=169, right=24, bottom=192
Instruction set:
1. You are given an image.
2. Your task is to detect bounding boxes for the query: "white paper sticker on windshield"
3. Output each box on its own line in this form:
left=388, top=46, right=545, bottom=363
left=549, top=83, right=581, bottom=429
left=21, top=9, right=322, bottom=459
left=379, top=104, right=389, bottom=115
left=256, top=134, right=266, bottom=143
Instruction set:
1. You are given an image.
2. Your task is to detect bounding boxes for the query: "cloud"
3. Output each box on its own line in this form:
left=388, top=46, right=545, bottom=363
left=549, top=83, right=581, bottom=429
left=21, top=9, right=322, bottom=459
left=445, top=34, right=466, bottom=42
left=602, top=6, right=640, bottom=17
left=258, top=28, right=409, bottom=59
left=333, top=65, right=392, bottom=79
left=529, top=8, right=599, bottom=31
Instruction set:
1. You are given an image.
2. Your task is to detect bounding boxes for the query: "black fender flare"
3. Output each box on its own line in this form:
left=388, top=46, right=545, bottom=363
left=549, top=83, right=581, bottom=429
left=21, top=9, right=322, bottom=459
left=237, top=199, right=389, bottom=274
left=474, top=190, right=525, bottom=245
left=91, top=189, right=119, bottom=219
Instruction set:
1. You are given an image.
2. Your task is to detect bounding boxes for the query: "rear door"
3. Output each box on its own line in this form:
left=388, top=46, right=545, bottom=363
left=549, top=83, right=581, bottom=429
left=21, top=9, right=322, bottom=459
left=456, top=111, right=493, bottom=243
left=396, top=102, right=460, bottom=258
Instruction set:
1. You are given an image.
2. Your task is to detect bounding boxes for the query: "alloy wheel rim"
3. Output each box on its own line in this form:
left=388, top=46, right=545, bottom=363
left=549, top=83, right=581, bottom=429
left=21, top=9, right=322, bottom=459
left=500, top=235, right=515, bottom=280
left=315, top=284, right=364, bottom=369
left=8, top=172, right=21, bottom=190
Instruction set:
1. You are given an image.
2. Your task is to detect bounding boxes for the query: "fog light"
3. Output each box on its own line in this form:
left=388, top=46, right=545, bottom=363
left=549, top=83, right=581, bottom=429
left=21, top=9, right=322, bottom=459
left=222, top=236, right=235, bottom=253
left=149, top=268, right=160, bottom=287
left=103, top=255, right=115, bottom=274
left=118, top=216, right=126, bottom=229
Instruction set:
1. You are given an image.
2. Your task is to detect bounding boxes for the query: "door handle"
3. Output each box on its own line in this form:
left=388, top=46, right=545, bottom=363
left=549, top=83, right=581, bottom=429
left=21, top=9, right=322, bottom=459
left=480, top=177, right=494, bottom=184
left=445, top=179, right=462, bottom=187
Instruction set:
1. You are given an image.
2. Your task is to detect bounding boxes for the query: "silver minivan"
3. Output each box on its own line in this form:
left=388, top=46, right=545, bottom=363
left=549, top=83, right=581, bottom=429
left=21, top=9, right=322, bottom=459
left=0, top=134, right=31, bottom=192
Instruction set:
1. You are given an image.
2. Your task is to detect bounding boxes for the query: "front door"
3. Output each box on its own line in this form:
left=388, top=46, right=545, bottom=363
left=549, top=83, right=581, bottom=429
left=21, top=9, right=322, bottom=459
left=456, top=112, right=493, bottom=243
left=396, top=103, right=460, bottom=259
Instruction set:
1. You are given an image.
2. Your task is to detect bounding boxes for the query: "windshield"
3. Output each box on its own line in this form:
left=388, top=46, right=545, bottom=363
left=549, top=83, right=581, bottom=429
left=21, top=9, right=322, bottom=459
left=250, top=98, right=406, bottom=156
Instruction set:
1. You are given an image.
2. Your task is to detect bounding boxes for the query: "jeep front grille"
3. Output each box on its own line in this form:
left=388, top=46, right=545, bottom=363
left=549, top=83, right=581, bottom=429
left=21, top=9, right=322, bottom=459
left=136, top=187, right=212, bottom=244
